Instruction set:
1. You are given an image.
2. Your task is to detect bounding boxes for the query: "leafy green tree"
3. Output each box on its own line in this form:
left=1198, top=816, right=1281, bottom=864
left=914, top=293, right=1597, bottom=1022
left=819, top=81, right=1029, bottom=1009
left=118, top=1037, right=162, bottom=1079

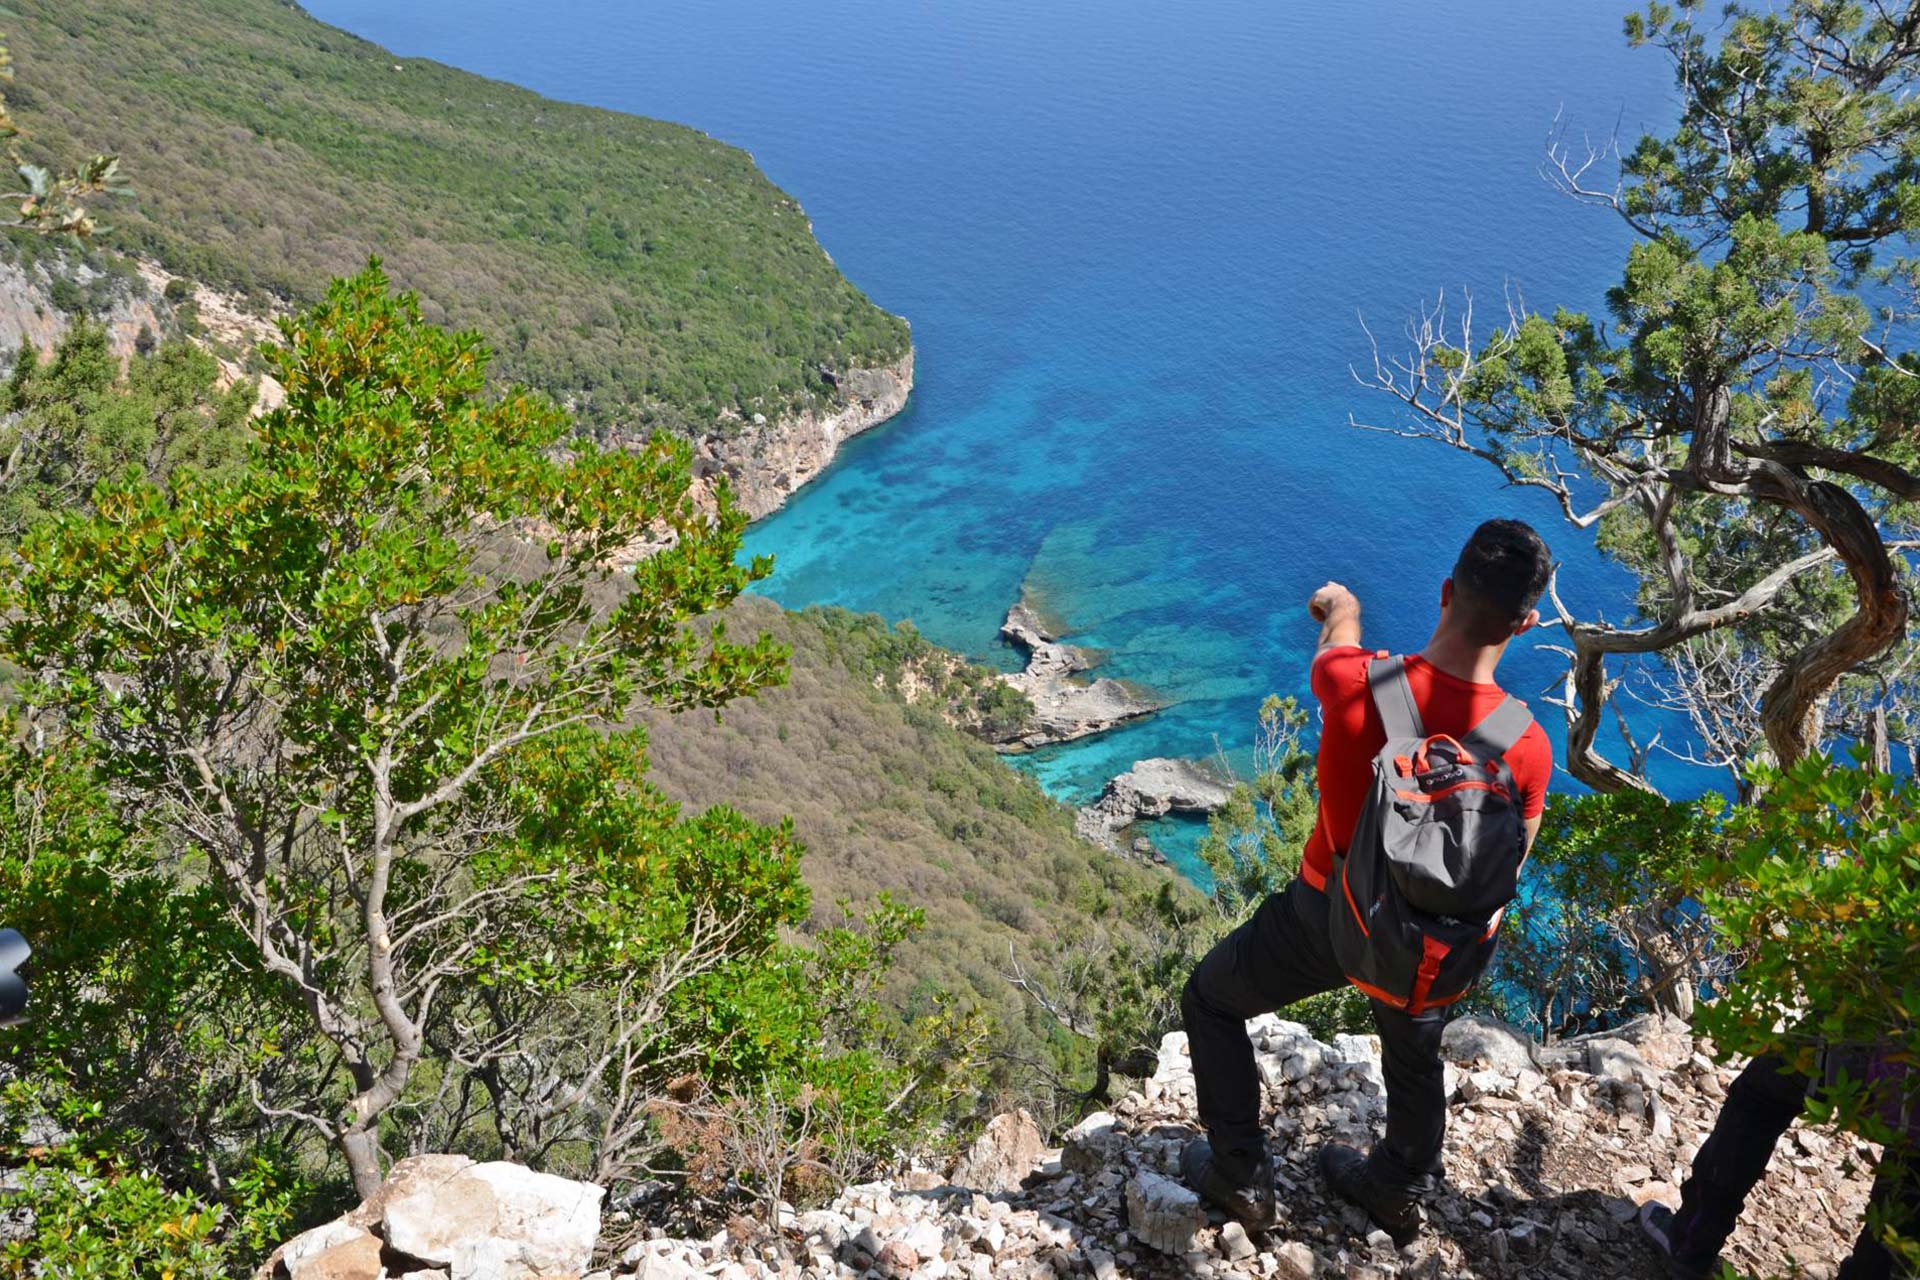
left=1358, top=0, right=1920, bottom=788
left=0, top=323, right=253, bottom=543
left=1696, top=754, right=1920, bottom=1269
left=0, top=263, right=789, bottom=1196
left=1481, top=789, right=1730, bottom=1031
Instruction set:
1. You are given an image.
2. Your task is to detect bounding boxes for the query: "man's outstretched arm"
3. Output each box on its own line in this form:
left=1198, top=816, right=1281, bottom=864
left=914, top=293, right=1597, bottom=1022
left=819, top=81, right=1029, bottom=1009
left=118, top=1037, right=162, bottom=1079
left=1309, top=581, right=1362, bottom=653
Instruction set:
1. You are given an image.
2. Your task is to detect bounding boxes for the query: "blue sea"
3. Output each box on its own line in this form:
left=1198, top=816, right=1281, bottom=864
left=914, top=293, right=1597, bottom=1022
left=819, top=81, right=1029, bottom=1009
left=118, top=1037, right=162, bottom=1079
left=306, top=0, right=1686, bottom=878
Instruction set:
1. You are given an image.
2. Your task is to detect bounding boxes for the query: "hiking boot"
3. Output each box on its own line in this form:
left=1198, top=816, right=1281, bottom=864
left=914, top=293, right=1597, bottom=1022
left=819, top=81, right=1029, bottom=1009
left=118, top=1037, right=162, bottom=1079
left=1180, top=1136, right=1275, bottom=1228
left=1638, top=1202, right=1712, bottom=1280
left=1317, top=1142, right=1422, bottom=1247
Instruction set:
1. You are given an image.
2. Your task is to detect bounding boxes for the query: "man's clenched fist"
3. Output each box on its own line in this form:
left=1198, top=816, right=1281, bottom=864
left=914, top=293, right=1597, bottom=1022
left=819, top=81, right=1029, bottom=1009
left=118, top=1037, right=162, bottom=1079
left=1308, top=581, right=1358, bottom=622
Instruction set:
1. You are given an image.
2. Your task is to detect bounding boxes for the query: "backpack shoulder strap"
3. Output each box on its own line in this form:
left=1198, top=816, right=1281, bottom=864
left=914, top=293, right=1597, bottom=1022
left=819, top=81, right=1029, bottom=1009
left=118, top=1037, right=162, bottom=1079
left=1462, top=696, right=1534, bottom=761
left=1366, top=655, right=1425, bottom=740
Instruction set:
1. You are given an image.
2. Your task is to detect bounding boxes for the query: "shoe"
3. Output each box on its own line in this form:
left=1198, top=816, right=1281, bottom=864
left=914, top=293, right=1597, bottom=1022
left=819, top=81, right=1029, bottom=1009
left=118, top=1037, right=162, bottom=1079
left=1317, top=1142, right=1422, bottom=1248
left=1180, top=1136, right=1275, bottom=1228
left=1638, top=1202, right=1712, bottom=1280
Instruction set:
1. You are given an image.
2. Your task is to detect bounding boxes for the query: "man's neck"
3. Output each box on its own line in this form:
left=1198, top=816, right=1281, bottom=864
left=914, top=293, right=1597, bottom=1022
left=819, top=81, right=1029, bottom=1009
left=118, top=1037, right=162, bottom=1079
left=1418, top=625, right=1507, bottom=686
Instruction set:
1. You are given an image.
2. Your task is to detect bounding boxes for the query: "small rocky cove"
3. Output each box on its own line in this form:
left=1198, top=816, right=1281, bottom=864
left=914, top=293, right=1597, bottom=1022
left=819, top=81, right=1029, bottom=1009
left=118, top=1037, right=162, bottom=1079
left=258, top=1013, right=1876, bottom=1280
left=1073, top=758, right=1234, bottom=853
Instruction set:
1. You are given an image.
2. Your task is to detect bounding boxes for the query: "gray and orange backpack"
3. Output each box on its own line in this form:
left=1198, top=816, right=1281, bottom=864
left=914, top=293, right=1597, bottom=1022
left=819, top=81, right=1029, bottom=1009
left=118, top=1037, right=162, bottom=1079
left=1327, top=654, right=1533, bottom=1015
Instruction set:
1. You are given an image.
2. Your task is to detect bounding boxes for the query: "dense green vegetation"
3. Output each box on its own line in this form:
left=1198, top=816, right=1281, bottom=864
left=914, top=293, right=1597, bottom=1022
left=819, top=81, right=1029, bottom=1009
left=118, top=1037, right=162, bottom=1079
left=632, top=599, right=1183, bottom=1113
left=6, top=0, right=910, bottom=433
left=0, top=270, right=954, bottom=1273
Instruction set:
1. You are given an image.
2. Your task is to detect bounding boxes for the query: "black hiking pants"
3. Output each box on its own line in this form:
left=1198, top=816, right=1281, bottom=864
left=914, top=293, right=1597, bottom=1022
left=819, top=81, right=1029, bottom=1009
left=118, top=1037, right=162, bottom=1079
left=1673, top=1055, right=1919, bottom=1279
left=1180, top=876, right=1448, bottom=1196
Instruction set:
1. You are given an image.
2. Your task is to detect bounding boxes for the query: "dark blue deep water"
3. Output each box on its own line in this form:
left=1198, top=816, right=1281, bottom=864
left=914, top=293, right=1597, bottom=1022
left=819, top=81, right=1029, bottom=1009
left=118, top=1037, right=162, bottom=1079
left=305, top=0, right=1685, bottom=877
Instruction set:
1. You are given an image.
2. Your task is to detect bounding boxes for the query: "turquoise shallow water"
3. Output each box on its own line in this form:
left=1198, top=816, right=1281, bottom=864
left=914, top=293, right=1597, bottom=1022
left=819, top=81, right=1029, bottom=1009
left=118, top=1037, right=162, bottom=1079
left=304, top=0, right=1688, bottom=879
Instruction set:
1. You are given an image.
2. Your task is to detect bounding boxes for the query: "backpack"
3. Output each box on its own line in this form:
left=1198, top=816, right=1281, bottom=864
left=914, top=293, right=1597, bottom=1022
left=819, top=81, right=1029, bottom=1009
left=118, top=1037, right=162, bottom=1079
left=1327, top=654, right=1534, bottom=1015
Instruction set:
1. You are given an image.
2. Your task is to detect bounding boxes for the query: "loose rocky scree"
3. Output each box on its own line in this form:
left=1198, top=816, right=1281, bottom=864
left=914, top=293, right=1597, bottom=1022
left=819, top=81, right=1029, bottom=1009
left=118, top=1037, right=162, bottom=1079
left=269, top=1016, right=1880, bottom=1279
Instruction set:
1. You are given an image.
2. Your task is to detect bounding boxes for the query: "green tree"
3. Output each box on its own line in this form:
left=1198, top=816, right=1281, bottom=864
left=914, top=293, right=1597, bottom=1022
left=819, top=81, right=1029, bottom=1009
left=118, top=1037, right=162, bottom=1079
left=0, top=263, right=789, bottom=1196
left=0, top=323, right=253, bottom=543
left=1697, top=754, right=1920, bottom=1269
left=1358, top=0, right=1920, bottom=788
left=1481, top=789, right=1730, bottom=1032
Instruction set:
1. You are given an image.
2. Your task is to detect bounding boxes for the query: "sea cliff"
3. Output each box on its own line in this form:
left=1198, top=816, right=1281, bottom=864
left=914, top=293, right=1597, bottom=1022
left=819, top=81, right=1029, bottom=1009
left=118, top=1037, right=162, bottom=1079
left=691, top=349, right=915, bottom=520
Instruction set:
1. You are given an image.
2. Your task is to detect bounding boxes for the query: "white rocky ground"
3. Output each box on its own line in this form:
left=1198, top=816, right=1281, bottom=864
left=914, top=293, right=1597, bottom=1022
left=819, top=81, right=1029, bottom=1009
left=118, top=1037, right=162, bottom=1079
left=268, top=1014, right=1880, bottom=1280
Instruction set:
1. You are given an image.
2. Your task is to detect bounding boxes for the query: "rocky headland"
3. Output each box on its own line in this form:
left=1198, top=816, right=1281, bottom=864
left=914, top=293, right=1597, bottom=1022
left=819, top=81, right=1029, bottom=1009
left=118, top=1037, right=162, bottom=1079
left=262, top=1012, right=1876, bottom=1279
left=1075, top=757, right=1234, bottom=851
left=992, top=602, right=1161, bottom=751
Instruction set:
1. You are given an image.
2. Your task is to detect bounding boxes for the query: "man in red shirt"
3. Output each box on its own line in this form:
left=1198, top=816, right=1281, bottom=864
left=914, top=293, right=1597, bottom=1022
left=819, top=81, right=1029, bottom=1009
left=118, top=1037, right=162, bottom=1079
left=1179, top=519, right=1554, bottom=1244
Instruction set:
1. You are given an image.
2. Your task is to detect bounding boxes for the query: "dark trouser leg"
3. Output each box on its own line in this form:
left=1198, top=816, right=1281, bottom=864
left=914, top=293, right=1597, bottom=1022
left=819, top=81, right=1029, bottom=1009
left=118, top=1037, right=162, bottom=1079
left=1669, top=1055, right=1809, bottom=1270
left=1366, top=1001, right=1450, bottom=1196
left=1837, top=1157, right=1920, bottom=1280
left=1181, top=878, right=1346, bottom=1177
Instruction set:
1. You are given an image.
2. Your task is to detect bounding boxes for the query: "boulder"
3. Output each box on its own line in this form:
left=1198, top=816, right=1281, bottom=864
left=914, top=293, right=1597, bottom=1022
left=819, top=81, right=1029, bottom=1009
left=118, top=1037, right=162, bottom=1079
left=1123, top=1171, right=1205, bottom=1255
left=268, top=1220, right=382, bottom=1280
left=381, top=1160, right=603, bottom=1280
left=1441, top=1015, right=1539, bottom=1073
left=1061, top=1110, right=1121, bottom=1176
left=950, top=1109, right=1045, bottom=1194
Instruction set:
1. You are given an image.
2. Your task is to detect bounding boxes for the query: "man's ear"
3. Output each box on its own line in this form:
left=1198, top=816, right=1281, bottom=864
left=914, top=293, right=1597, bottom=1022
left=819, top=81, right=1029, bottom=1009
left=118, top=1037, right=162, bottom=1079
left=1512, top=607, right=1540, bottom=637
left=1440, top=577, right=1454, bottom=609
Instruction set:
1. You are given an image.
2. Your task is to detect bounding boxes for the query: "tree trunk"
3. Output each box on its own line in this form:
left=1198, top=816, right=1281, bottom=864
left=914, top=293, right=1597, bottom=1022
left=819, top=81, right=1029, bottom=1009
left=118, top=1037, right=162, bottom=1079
left=341, top=1126, right=385, bottom=1201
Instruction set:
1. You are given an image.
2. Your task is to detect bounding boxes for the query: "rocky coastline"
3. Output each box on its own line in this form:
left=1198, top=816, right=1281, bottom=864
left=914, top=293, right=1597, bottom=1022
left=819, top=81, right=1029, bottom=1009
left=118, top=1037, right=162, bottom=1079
left=692, top=350, right=916, bottom=521
left=992, top=602, right=1161, bottom=751
left=1074, top=757, right=1234, bottom=851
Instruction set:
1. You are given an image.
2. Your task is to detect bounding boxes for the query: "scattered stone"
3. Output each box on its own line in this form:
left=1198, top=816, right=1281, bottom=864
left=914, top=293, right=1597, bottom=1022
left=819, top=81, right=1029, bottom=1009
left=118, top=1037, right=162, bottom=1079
left=1219, top=1220, right=1257, bottom=1261
left=261, top=1016, right=1878, bottom=1280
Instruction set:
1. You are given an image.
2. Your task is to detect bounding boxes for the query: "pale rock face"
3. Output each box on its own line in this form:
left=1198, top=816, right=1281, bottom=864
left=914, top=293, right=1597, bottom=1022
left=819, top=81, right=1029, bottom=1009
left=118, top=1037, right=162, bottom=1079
left=1440, top=1015, right=1539, bottom=1073
left=949, top=1108, right=1046, bottom=1194
left=273, top=1219, right=382, bottom=1280
left=689, top=351, right=914, bottom=521
left=1124, top=1170, right=1206, bottom=1255
left=379, top=1160, right=602, bottom=1280
left=1076, top=757, right=1234, bottom=848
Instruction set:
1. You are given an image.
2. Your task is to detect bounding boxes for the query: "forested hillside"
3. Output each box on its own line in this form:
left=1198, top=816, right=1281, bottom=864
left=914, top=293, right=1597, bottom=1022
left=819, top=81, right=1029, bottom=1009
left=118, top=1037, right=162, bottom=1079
left=5, top=0, right=910, bottom=432
left=636, top=599, right=1180, bottom=1082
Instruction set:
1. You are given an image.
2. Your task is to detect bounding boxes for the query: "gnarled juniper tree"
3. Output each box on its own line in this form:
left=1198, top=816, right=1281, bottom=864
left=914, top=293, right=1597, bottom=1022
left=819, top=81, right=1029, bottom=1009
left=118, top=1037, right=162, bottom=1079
left=1359, top=0, right=1920, bottom=789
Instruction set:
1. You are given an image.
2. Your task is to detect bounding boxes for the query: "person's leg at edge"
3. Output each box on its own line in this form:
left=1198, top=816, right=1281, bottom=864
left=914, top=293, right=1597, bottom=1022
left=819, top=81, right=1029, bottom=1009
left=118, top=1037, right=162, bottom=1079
left=1180, top=877, right=1349, bottom=1181
left=1836, top=1155, right=1920, bottom=1280
left=1664, top=1055, right=1810, bottom=1271
left=1364, top=1000, right=1450, bottom=1197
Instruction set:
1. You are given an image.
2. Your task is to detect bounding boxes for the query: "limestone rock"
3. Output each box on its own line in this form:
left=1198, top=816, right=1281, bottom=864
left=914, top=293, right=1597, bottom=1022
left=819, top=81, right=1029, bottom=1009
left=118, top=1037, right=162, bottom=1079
left=1123, top=1170, right=1205, bottom=1255
left=950, top=1109, right=1046, bottom=1194
left=992, top=601, right=1161, bottom=753
left=1442, top=1015, right=1538, bottom=1073
left=1076, top=758, right=1234, bottom=848
left=1062, top=1110, right=1121, bottom=1175
left=381, top=1160, right=603, bottom=1279
left=689, top=350, right=914, bottom=522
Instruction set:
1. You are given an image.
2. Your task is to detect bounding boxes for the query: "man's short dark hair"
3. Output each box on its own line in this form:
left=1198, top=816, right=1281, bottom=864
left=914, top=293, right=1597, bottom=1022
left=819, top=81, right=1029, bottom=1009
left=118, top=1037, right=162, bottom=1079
left=1450, top=519, right=1552, bottom=645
